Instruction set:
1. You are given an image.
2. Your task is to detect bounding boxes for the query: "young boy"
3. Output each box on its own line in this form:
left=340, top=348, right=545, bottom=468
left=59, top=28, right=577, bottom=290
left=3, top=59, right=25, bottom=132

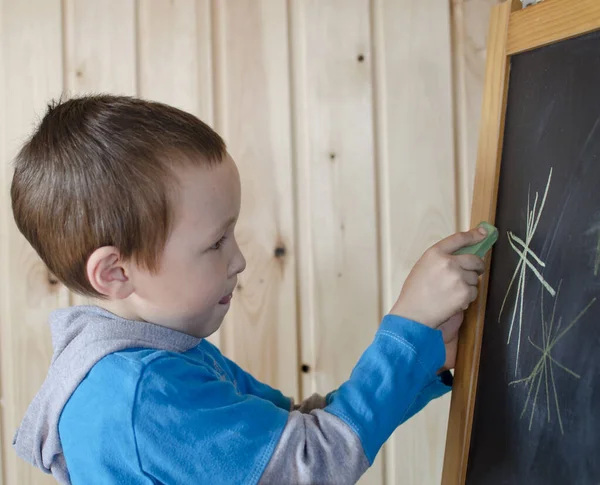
left=11, top=96, right=486, bottom=485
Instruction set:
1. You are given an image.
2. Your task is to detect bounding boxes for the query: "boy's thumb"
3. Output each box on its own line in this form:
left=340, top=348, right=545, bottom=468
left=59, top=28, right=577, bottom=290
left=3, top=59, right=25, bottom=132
left=435, top=227, right=487, bottom=254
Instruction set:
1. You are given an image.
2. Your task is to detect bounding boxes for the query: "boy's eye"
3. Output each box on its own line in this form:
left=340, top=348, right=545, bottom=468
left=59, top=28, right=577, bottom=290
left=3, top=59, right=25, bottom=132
left=210, top=236, right=227, bottom=250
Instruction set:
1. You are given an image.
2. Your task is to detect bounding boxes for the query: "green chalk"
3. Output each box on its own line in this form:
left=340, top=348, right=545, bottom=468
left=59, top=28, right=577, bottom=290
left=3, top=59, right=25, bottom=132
left=454, top=221, right=498, bottom=258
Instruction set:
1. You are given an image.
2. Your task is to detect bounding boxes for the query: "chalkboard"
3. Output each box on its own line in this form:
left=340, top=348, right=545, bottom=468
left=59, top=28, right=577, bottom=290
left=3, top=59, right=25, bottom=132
left=466, top=30, right=600, bottom=484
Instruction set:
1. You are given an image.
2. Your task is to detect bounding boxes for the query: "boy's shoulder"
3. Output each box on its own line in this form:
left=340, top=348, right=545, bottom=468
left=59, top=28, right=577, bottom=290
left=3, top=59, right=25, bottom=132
left=59, top=344, right=226, bottom=438
left=88, top=343, right=222, bottom=387
left=103, top=346, right=197, bottom=367
left=57, top=345, right=233, bottom=483
left=61, top=343, right=224, bottom=417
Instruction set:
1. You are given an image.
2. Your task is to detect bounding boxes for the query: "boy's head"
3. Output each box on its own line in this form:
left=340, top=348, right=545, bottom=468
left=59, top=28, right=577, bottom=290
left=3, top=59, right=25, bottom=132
left=11, top=95, right=246, bottom=337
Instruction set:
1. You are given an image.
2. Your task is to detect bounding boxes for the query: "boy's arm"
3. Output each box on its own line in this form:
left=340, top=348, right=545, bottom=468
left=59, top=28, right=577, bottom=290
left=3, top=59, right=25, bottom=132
left=214, top=346, right=293, bottom=411
left=218, top=347, right=332, bottom=413
left=133, top=314, right=448, bottom=485
left=259, top=315, right=450, bottom=484
left=397, top=369, right=453, bottom=423
left=134, top=229, right=485, bottom=484
left=217, top=337, right=451, bottom=416
left=320, top=370, right=452, bottom=423
left=215, top=227, right=485, bottom=419
left=272, top=373, right=451, bottom=417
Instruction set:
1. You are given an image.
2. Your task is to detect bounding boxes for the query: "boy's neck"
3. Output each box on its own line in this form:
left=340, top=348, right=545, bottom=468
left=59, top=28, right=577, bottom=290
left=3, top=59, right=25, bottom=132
left=91, top=299, right=142, bottom=323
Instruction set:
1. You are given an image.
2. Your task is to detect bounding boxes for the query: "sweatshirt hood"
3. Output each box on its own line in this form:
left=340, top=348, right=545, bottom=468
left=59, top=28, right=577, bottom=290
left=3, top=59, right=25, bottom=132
left=12, top=305, right=201, bottom=484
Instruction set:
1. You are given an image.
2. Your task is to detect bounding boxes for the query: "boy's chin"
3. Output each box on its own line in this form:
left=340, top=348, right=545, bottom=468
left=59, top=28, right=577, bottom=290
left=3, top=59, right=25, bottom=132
left=188, top=312, right=226, bottom=339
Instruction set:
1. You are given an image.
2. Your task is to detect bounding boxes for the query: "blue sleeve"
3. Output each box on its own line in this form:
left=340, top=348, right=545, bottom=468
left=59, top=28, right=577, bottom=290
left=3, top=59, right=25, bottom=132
left=203, top=341, right=292, bottom=411
left=325, top=370, right=452, bottom=423
left=133, top=315, right=448, bottom=484
left=324, top=314, right=448, bottom=464
left=401, top=370, right=452, bottom=422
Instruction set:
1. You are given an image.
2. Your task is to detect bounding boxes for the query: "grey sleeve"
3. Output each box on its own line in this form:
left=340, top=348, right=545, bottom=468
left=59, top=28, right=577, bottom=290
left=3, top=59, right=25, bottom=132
left=291, top=393, right=329, bottom=413
left=258, top=409, right=369, bottom=485
left=258, top=314, right=449, bottom=485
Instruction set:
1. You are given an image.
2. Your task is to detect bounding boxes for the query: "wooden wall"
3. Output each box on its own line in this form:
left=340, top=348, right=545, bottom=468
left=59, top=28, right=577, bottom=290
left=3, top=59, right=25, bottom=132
left=0, top=0, right=499, bottom=484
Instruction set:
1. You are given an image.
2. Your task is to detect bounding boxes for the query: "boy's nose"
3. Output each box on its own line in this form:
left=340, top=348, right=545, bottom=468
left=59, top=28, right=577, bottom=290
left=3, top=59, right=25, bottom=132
left=230, top=243, right=246, bottom=276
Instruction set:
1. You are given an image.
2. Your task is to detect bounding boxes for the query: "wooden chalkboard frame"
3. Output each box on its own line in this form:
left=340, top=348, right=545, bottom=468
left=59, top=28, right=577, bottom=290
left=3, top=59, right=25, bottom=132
left=442, top=1, right=600, bottom=484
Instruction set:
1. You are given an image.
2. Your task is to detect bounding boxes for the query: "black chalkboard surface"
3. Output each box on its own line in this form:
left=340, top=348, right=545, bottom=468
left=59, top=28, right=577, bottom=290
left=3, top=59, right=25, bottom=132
left=466, top=30, right=600, bottom=484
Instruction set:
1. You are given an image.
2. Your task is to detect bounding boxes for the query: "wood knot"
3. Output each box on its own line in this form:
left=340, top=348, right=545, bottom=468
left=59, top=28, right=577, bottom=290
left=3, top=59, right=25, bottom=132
left=274, top=246, right=286, bottom=258
left=301, top=364, right=311, bottom=373
left=48, top=272, right=60, bottom=286
left=357, top=54, right=365, bottom=62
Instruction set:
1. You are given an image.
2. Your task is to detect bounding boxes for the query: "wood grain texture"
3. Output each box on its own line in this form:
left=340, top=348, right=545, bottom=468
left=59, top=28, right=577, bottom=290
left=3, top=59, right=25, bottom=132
left=136, top=0, right=221, bottom=348
left=0, top=1, right=66, bottom=483
left=0, top=4, right=5, bottom=481
left=212, top=0, right=299, bottom=399
left=442, top=3, right=511, bottom=484
left=63, top=0, right=136, bottom=95
left=137, top=0, right=213, bottom=120
left=507, top=0, right=600, bottom=54
left=451, top=0, right=500, bottom=231
left=0, top=1, right=473, bottom=483
left=290, top=1, right=382, bottom=483
left=374, top=1, right=457, bottom=484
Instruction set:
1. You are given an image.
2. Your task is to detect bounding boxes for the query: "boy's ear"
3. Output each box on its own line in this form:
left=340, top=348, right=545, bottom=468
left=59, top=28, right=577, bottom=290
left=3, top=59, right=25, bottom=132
left=86, top=246, right=134, bottom=299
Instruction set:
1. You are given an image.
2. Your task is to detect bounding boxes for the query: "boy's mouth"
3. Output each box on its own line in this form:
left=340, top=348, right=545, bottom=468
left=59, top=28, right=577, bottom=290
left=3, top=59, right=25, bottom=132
left=219, top=293, right=233, bottom=305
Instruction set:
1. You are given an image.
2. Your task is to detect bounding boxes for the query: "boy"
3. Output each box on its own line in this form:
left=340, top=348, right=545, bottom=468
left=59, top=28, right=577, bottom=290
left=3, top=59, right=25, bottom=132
left=12, top=96, right=486, bottom=485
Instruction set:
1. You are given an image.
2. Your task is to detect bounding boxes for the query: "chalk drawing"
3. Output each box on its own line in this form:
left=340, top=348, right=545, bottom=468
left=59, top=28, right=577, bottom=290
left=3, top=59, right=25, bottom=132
left=509, top=281, right=595, bottom=434
left=499, top=168, right=556, bottom=372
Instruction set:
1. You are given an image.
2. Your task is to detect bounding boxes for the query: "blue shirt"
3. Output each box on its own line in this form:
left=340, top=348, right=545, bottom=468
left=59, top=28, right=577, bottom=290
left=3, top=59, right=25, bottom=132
left=58, top=314, right=451, bottom=484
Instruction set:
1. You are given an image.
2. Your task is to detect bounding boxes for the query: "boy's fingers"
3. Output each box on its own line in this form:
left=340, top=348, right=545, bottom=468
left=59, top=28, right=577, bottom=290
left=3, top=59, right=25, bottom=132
left=455, top=254, right=486, bottom=274
left=433, top=227, right=487, bottom=255
left=439, top=312, right=464, bottom=343
left=461, top=269, right=480, bottom=286
left=467, top=285, right=478, bottom=305
left=441, top=312, right=464, bottom=328
left=458, top=286, right=478, bottom=310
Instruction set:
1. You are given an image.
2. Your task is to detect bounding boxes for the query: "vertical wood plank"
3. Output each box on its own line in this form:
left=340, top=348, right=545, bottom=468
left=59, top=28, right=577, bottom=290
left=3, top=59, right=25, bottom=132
left=212, top=0, right=299, bottom=399
left=136, top=0, right=221, bottom=349
left=64, top=0, right=137, bottom=309
left=63, top=0, right=136, bottom=96
left=452, top=0, right=500, bottom=230
left=137, top=0, right=213, bottom=120
left=0, top=2, right=5, bottom=481
left=0, top=1, right=65, bottom=483
left=290, top=1, right=383, bottom=483
left=373, top=0, right=456, bottom=484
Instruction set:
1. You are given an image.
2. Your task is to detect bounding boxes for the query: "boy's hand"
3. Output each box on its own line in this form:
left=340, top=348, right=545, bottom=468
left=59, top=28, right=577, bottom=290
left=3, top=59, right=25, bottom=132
left=390, top=228, right=487, bottom=328
left=438, top=312, right=464, bottom=372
